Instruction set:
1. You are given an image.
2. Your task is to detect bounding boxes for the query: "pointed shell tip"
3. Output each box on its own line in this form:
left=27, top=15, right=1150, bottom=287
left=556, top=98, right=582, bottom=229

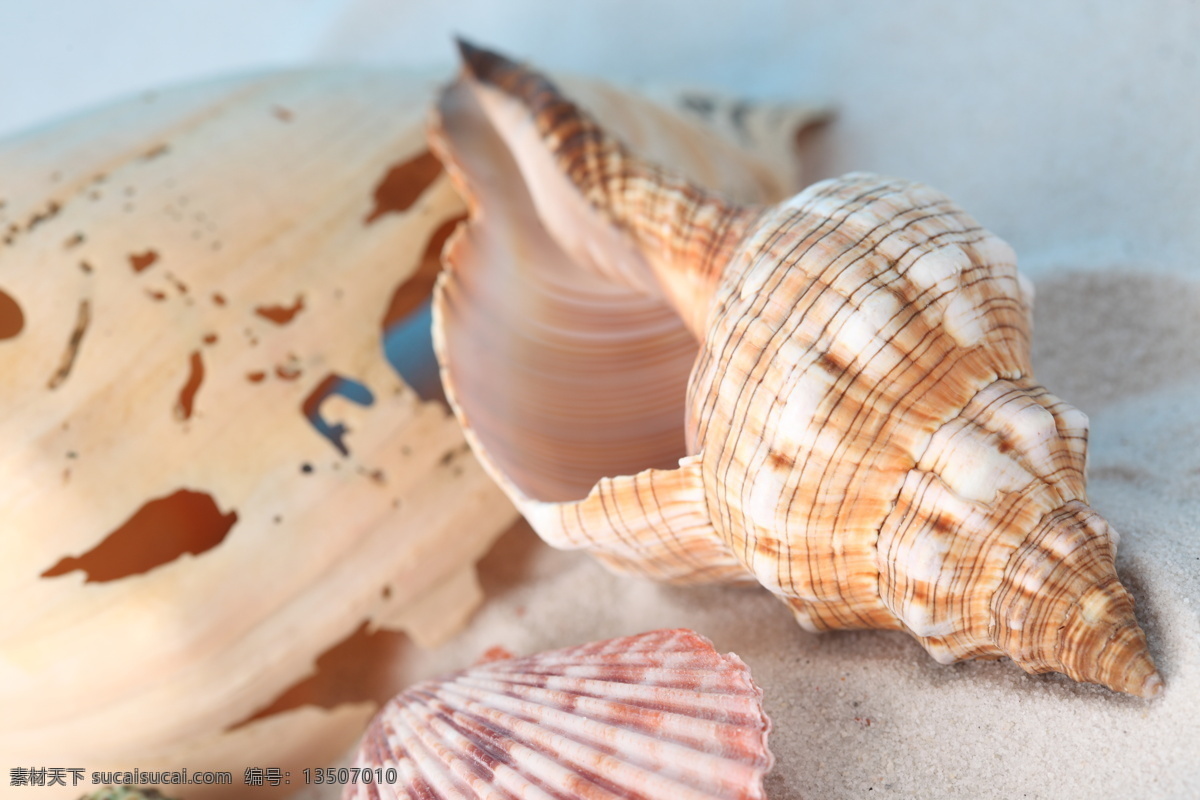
left=454, top=38, right=511, bottom=85
left=1138, top=670, right=1164, bottom=699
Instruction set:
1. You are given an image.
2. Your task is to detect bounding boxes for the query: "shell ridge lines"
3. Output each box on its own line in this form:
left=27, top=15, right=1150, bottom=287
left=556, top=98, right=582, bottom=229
left=692, top=179, right=900, bottom=438
left=750, top=203, right=974, bottom=621
left=397, top=693, right=532, bottom=799
left=428, top=680, right=742, bottom=799
left=705, top=184, right=907, bottom=571
left=443, top=675, right=763, bottom=759
left=637, top=469, right=707, bottom=573
left=716, top=192, right=968, bottom=623
left=456, top=673, right=762, bottom=724
left=594, top=473, right=638, bottom=554
left=701, top=183, right=916, bottom=530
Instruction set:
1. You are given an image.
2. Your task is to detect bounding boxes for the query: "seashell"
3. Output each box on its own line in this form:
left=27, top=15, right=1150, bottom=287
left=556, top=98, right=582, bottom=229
left=430, top=43, right=1162, bottom=697
left=344, top=628, right=773, bottom=800
left=0, top=67, right=519, bottom=794
left=0, top=64, right=821, bottom=796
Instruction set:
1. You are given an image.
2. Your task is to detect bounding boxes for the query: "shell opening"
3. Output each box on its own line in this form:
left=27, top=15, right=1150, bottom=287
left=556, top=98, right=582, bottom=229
left=432, top=74, right=698, bottom=504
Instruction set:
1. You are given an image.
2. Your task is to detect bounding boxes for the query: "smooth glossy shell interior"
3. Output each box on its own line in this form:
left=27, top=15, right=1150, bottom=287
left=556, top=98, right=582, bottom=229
left=431, top=72, right=803, bottom=506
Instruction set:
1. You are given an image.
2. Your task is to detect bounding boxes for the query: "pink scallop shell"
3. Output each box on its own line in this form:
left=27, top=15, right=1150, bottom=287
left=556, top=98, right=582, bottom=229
left=344, top=629, right=773, bottom=799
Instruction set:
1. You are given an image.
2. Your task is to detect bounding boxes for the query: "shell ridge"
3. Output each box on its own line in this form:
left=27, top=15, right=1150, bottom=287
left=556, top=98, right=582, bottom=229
left=387, top=695, right=493, bottom=799
left=431, top=682, right=762, bottom=799
left=753, top=237, right=1017, bottom=633
left=478, top=645, right=728, bottom=669
left=945, top=381, right=1068, bottom=504
left=698, top=181, right=927, bottom=542
left=690, top=177, right=911, bottom=444
left=634, top=464, right=713, bottom=575
left=410, top=685, right=598, bottom=799
left=792, top=341, right=996, bottom=631
left=439, top=677, right=769, bottom=762
left=526, top=462, right=747, bottom=585
left=709, top=185, right=983, bottom=626
left=987, top=500, right=1160, bottom=695
left=478, top=648, right=734, bottom=672
left=478, top=654, right=755, bottom=688
left=350, top=629, right=773, bottom=797
left=415, top=695, right=617, bottom=800
left=412, top=696, right=569, bottom=800
left=456, top=673, right=765, bottom=725
left=475, top=662, right=738, bottom=689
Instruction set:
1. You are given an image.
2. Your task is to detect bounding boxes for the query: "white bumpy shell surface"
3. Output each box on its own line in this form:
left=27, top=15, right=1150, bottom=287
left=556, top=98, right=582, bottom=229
left=344, top=629, right=774, bottom=800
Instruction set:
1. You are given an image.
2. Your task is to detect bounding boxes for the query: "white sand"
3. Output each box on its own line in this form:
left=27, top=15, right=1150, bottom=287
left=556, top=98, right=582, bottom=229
left=5, top=5, right=1197, bottom=798
left=325, top=266, right=1200, bottom=799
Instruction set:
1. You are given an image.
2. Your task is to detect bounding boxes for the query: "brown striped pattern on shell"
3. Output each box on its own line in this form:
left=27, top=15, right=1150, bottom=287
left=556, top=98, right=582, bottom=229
left=690, top=175, right=1033, bottom=636
left=684, top=175, right=1158, bottom=695
left=432, top=44, right=1161, bottom=697
left=344, top=629, right=773, bottom=800
left=456, top=40, right=761, bottom=339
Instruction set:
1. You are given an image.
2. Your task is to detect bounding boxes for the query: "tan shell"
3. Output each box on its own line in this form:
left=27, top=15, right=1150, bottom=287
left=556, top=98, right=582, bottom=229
left=0, top=67, right=520, bottom=793
left=431, top=44, right=1161, bottom=697
left=344, top=629, right=773, bottom=800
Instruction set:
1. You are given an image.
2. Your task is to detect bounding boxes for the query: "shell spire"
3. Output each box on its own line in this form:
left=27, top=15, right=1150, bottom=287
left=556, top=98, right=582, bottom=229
left=455, top=39, right=761, bottom=337
left=991, top=503, right=1162, bottom=696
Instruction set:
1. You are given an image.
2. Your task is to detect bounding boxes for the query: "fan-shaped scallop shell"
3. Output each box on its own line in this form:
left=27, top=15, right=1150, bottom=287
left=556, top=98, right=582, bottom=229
left=430, top=43, right=1162, bottom=697
left=344, top=629, right=773, bottom=799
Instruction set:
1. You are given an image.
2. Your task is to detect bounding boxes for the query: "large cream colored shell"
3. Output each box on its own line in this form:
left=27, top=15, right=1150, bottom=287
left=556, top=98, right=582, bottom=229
left=0, top=68, right=516, bottom=796
left=431, top=45, right=1160, bottom=697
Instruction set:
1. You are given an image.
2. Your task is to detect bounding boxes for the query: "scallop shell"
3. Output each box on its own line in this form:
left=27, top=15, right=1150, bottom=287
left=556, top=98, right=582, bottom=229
left=344, top=629, right=774, bottom=800
left=431, top=44, right=1162, bottom=697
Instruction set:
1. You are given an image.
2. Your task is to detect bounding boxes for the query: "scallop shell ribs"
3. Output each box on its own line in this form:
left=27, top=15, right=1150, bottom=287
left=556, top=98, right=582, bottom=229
left=430, top=42, right=1162, bottom=697
left=344, top=629, right=774, bottom=799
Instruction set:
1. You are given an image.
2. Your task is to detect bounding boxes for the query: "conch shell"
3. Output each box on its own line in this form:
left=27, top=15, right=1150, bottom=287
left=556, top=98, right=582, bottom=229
left=431, top=43, right=1162, bottom=697
left=344, top=629, right=773, bottom=800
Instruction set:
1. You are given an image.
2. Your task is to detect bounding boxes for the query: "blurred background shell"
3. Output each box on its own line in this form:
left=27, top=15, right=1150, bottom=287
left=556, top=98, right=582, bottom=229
left=0, top=66, right=818, bottom=798
left=0, top=67, right=514, bottom=796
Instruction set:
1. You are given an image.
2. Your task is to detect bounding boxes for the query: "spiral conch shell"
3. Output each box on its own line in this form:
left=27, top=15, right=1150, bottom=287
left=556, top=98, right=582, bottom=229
left=431, top=43, right=1162, bottom=697
left=345, top=629, right=773, bottom=800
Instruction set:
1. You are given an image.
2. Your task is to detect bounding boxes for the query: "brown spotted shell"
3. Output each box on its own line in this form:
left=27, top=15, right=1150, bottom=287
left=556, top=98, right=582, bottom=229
left=344, top=629, right=774, bottom=800
left=0, top=67, right=519, bottom=792
left=430, top=43, right=1161, bottom=697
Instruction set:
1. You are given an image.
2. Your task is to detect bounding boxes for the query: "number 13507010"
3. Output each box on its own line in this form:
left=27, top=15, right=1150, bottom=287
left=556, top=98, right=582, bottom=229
left=304, top=767, right=398, bottom=786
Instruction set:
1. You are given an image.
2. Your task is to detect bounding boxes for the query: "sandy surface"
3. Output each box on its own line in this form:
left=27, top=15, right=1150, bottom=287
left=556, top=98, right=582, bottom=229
left=311, top=267, right=1200, bottom=799
left=4, top=5, right=1197, bottom=796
